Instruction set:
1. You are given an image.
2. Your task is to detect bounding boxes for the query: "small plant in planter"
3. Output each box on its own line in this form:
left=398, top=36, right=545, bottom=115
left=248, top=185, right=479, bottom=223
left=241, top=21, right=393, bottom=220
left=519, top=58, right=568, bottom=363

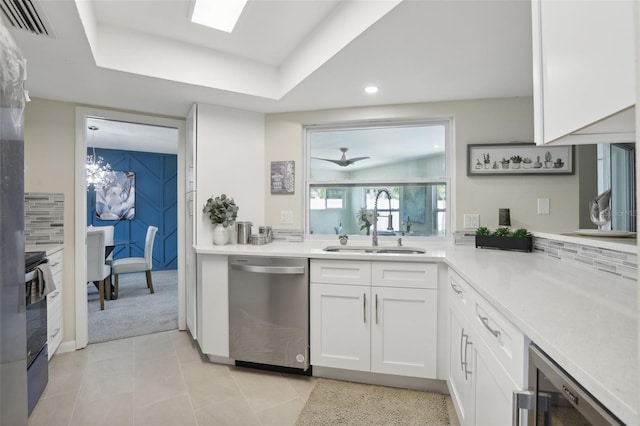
left=483, top=153, right=491, bottom=169
left=475, top=226, right=532, bottom=252
left=510, top=155, right=523, bottom=169
left=544, top=151, right=553, bottom=168
left=522, top=157, right=532, bottom=169
left=203, top=193, right=239, bottom=245
left=338, top=234, right=349, bottom=245
left=500, top=158, right=510, bottom=169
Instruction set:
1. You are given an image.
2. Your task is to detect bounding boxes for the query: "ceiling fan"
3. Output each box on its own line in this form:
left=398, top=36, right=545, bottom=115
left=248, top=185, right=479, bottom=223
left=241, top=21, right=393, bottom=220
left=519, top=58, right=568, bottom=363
left=312, top=148, right=370, bottom=167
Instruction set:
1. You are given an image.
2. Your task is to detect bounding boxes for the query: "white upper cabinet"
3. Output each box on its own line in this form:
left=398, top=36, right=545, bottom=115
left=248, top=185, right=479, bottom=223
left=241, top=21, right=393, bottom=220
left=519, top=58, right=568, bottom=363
left=532, top=0, right=635, bottom=145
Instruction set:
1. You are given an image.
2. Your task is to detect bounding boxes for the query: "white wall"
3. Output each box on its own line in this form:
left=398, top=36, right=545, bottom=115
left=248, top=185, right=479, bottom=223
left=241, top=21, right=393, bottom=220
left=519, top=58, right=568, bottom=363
left=265, top=97, right=581, bottom=233
left=196, top=104, right=266, bottom=243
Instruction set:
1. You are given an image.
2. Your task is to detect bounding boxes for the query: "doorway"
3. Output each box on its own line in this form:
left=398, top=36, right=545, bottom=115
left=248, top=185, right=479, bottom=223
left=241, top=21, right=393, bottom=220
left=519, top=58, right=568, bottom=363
left=75, top=107, right=186, bottom=349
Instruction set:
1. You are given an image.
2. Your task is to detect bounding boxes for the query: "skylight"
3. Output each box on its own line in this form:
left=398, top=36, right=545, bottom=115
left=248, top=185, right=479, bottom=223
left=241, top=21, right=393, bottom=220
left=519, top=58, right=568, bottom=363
left=191, top=0, right=248, bottom=33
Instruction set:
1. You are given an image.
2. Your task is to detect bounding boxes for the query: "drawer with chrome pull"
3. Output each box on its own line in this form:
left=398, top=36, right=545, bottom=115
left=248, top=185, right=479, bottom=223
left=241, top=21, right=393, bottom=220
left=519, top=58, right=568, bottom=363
left=473, top=296, right=526, bottom=386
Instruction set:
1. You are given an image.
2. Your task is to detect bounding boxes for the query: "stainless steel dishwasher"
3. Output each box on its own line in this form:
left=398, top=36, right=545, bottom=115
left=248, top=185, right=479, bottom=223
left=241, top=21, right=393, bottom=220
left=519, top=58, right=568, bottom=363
left=228, top=256, right=310, bottom=372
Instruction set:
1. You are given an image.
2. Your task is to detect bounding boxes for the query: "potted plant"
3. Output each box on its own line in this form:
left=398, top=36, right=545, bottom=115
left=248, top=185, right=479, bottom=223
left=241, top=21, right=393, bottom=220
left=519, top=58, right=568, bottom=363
left=510, top=155, right=523, bottom=169
left=475, top=226, right=533, bottom=252
left=483, top=153, right=491, bottom=169
left=554, top=158, right=565, bottom=168
left=203, top=193, right=239, bottom=245
left=500, top=158, right=510, bottom=169
left=544, top=151, right=553, bottom=169
left=533, top=155, right=542, bottom=169
left=357, top=207, right=374, bottom=235
left=338, top=234, right=349, bottom=245
left=522, top=157, right=532, bottom=169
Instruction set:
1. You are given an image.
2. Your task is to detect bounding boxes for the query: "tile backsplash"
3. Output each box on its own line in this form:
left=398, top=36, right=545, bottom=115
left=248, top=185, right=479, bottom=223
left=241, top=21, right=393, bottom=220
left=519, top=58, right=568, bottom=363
left=534, top=236, right=636, bottom=281
left=24, top=192, right=64, bottom=246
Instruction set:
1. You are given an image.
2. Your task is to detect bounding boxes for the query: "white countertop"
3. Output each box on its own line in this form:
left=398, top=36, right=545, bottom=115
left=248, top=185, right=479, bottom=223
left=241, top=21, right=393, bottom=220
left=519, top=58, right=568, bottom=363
left=195, top=239, right=638, bottom=424
left=26, top=244, right=64, bottom=256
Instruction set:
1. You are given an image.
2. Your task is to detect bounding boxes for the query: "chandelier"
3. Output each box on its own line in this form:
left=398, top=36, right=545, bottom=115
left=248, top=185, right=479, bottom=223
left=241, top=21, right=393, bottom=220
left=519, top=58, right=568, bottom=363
left=86, top=125, right=114, bottom=190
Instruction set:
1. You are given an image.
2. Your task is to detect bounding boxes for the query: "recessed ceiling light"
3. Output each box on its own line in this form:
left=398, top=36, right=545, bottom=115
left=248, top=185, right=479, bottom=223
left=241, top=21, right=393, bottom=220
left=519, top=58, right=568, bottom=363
left=191, top=0, right=248, bottom=33
left=364, top=86, right=379, bottom=94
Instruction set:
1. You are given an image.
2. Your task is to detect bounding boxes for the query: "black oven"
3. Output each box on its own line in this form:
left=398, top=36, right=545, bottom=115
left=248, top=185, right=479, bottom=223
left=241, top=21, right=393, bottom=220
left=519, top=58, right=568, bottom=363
left=25, top=251, right=48, bottom=416
left=514, top=343, right=623, bottom=425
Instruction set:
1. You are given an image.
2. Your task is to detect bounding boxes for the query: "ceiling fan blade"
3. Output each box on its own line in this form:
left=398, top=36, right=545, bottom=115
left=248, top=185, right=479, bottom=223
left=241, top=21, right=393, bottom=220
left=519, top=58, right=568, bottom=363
left=346, top=156, right=370, bottom=164
left=312, top=157, right=348, bottom=166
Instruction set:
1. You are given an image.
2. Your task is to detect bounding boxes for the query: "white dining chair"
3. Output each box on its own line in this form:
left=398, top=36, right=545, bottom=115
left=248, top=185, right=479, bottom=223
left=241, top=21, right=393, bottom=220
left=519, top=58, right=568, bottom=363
left=87, top=228, right=112, bottom=310
left=90, top=225, right=115, bottom=264
left=112, top=226, right=158, bottom=298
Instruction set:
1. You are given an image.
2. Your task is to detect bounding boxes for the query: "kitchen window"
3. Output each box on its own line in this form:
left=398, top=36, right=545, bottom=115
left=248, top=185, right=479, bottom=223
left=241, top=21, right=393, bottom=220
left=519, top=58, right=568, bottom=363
left=306, top=119, right=451, bottom=238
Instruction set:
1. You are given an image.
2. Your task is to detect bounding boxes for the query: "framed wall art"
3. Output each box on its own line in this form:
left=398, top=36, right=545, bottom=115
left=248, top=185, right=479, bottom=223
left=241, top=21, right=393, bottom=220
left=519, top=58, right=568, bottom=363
left=467, top=143, right=574, bottom=176
left=271, top=161, right=295, bottom=194
left=96, top=171, right=135, bottom=220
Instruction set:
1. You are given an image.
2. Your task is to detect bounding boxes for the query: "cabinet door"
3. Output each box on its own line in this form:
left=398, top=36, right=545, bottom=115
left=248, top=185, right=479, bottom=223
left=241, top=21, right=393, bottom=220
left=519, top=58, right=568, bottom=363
left=532, top=0, right=635, bottom=144
left=473, top=339, right=518, bottom=426
left=47, top=250, right=63, bottom=358
left=448, top=307, right=474, bottom=426
left=370, top=287, right=436, bottom=378
left=310, top=283, right=370, bottom=372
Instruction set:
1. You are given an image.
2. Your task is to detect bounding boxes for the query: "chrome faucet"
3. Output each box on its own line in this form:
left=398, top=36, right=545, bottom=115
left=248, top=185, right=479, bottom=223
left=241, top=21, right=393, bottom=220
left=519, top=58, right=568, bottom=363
left=372, top=189, right=393, bottom=246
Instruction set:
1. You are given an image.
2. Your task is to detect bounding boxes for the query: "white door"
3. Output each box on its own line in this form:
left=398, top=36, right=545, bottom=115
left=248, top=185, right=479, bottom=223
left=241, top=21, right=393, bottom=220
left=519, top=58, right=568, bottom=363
left=310, top=283, right=370, bottom=371
left=370, top=287, right=437, bottom=378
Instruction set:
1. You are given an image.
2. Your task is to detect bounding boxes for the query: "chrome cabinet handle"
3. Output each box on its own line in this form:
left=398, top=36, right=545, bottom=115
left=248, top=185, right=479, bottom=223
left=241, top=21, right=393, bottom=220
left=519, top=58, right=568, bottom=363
left=463, top=335, right=472, bottom=380
left=230, top=264, right=305, bottom=274
left=479, top=315, right=501, bottom=340
left=363, top=293, right=366, bottom=323
left=460, top=328, right=465, bottom=372
left=450, top=281, right=463, bottom=295
left=375, top=294, right=379, bottom=324
left=48, top=291, right=59, bottom=300
left=50, top=328, right=60, bottom=338
left=51, top=261, right=60, bottom=268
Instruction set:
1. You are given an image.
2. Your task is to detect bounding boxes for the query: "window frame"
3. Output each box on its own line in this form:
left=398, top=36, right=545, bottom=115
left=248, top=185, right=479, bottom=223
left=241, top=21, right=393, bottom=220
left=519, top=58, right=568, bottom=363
left=304, top=118, right=453, bottom=240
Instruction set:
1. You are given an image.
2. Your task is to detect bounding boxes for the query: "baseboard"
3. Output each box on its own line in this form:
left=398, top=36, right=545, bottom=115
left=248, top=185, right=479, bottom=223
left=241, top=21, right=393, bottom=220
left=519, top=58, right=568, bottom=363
left=313, top=366, right=450, bottom=394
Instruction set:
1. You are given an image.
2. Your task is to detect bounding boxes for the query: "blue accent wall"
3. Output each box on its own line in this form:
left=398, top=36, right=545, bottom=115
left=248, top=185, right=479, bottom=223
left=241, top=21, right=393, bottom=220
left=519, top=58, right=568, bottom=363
left=87, top=148, right=177, bottom=271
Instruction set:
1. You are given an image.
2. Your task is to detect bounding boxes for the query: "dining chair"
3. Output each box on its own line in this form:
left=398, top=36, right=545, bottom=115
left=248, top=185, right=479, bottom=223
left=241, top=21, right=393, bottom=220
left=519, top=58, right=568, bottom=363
left=87, top=228, right=112, bottom=310
left=90, top=225, right=115, bottom=265
left=112, top=225, right=158, bottom=298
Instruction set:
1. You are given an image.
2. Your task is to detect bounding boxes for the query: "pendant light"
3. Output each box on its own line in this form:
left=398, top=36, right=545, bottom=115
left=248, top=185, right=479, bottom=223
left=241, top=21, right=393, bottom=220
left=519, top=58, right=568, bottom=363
left=85, top=125, right=114, bottom=190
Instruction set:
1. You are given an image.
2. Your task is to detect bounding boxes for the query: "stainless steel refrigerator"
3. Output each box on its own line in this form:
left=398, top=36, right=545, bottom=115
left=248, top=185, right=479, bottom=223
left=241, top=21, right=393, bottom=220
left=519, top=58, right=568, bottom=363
left=0, top=19, right=27, bottom=426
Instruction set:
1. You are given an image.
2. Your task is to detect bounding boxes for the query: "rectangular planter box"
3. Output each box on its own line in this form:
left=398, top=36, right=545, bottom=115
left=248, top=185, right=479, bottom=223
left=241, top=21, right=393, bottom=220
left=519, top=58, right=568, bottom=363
left=475, top=235, right=533, bottom=253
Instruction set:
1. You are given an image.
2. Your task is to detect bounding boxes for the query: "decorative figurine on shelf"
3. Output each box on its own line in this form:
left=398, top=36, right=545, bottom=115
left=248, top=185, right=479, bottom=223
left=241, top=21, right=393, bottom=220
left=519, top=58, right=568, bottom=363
left=338, top=234, right=348, bottom=245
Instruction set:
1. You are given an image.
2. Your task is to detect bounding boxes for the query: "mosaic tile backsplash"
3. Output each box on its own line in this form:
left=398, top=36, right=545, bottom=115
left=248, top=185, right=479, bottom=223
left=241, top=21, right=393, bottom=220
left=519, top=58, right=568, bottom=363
left=25, top=192, right=64, bottom=246
left=534, top=237, right=636, bottom=281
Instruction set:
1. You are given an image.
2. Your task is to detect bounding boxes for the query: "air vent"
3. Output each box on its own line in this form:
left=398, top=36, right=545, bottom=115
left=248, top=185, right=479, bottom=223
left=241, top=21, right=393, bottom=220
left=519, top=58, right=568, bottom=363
left=0, top=0, right=53, bottom=37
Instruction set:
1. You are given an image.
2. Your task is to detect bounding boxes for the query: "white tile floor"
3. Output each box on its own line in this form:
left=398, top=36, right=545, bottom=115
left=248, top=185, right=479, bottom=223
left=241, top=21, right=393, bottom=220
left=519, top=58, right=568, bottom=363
left=30, top=330, right=460, bottom=426
left=29, top=330, right=315, bottom=426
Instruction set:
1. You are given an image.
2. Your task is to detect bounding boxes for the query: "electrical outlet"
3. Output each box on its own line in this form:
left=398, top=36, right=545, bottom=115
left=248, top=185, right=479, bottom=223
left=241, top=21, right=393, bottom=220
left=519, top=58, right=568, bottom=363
left=463, top=214, right=480, bottom=229
left=280, top=210, right=293, bottom=224
left=537, top=198, right=550, bottom=215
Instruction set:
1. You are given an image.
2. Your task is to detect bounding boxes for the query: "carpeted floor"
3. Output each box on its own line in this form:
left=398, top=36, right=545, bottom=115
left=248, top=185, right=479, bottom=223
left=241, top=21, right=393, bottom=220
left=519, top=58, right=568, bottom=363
left=87, top=269, right=178, bottom=344
left=296, top=378, right=451, bottom=425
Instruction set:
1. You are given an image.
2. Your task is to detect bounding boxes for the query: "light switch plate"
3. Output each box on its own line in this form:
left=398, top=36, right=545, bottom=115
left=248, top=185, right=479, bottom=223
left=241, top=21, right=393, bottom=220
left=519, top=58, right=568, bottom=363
left=280, top=210, right=293, bottom=224
left=463, top=214, right=480, bottom=229
left=537, top=198, right=550, bottom=215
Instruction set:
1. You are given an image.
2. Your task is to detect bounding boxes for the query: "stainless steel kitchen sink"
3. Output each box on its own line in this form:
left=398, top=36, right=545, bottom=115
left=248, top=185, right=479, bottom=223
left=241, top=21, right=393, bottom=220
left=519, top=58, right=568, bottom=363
left=323, top=246, right=426, bottom=254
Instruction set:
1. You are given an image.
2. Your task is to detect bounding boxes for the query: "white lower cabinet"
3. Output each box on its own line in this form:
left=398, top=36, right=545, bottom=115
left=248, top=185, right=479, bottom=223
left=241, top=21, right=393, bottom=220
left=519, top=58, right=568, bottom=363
left=310, top=260, right=437, bottom=379
left=448, top=306, right=474, bottom=425
left=310, top=283, right=370, bottom=372
left=46, top=248, right=64, bottom=359
left=447, top=269, right=527, bottom=426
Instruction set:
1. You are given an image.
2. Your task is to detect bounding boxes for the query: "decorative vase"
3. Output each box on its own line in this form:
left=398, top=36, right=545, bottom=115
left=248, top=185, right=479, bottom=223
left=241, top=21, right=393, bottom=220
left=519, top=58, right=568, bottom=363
left=366, top=226, right=371, bottom=236
left=212, top=223, right=230, bottom=245
left=339, top=239, right=347, bottom=245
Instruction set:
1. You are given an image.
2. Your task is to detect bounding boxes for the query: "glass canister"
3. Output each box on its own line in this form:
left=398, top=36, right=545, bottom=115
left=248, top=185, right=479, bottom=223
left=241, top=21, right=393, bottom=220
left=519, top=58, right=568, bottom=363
left=236, top=221, right=252, bottom=245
